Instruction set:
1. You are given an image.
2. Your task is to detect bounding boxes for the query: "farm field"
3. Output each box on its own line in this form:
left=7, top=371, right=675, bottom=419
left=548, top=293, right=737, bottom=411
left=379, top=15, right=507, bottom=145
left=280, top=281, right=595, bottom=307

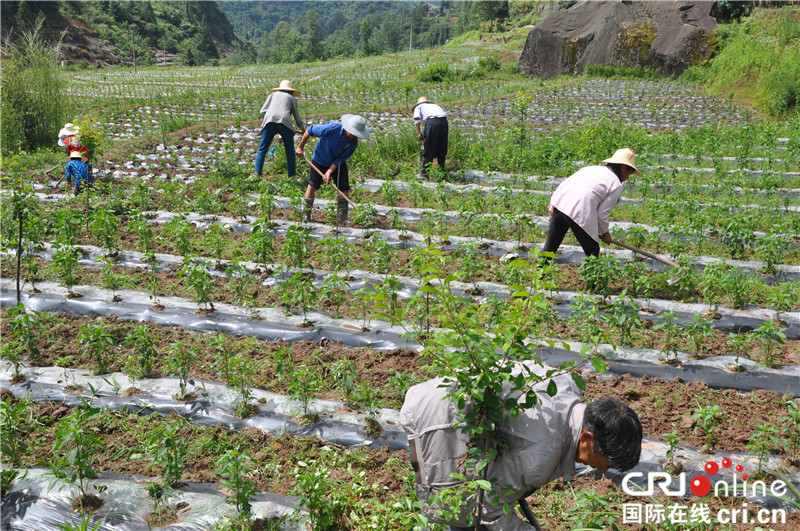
left=2, top=41, right=800, bottom=531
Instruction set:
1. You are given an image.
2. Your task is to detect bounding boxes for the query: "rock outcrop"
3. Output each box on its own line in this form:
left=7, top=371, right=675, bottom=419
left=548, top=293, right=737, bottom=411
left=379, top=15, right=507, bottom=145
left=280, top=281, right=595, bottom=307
left=517, top=1, right=717, bottom=78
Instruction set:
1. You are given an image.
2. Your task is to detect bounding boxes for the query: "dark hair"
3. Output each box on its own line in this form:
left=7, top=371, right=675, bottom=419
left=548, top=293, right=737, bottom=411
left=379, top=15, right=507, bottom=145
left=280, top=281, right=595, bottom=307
left=606, top=163, right=625, bottom=181
left=583, top=397, right=642, bottom=471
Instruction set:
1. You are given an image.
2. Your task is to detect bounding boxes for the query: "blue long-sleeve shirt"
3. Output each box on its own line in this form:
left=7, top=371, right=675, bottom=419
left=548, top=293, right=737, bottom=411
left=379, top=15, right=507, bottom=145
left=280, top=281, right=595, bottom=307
left=308, top=121, right=358, bottom=168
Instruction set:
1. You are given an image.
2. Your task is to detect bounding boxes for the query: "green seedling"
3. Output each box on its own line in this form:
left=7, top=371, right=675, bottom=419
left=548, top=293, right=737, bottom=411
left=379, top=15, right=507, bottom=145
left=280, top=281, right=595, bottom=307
left=746, top=422, right=781, bottom=478
left=329, top=359, right=358, bottom=407
left=51, top=402, right=104, bottom=509
left=123, top=326, right=158, bottom=383
left=248, top=215, right=275, bottom=269
left=53, top=243, right=81, bottom=296
left=288, top=364, right=322, bottom=422
left=148, top=423, right=189, bottom=489
left=1, top=396, right=30, bottom=466
left=779, top=400, right=800, bottom=463
left=216, top=448, right=259, bottom=520
left=77, top=323, right=116, bottom=375
left=166, top=340, right=198, bottom=400
left=692, top=405, right=724, bottom=453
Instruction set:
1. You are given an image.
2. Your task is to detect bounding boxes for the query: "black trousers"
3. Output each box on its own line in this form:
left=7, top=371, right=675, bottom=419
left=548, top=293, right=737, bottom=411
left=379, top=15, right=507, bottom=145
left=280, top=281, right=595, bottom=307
left=422, top=117, right=448, bottom=172
left=541, top=207, right=600, bottom=257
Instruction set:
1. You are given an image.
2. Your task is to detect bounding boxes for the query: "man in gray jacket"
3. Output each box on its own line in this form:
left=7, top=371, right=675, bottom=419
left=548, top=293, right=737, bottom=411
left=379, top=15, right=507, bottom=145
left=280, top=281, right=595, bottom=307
left=400, top=362, right=642, bottom=530
left=253, top=80, right=305, bottom=179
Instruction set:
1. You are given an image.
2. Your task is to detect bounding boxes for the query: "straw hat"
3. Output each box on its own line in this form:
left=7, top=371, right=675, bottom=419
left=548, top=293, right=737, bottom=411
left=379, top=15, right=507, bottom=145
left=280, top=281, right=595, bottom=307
left=58, top=123, right=79, bottom=146
left=341, top=114, right=370, bottom=140
left=602, top=148, right=640, bottom=174
left=413, top=96, right=430, bottom=109
left=69, top=151, right=84, bottom=160
left=272, top=80, right=300, bottom=97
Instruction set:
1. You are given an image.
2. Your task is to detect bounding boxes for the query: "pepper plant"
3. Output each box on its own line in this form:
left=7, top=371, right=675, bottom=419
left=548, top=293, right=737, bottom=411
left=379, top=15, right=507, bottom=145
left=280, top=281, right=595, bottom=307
left=248, top=215, right=275, bottom=269
left=692, top=404, right=724, bottom=453
left=53, top=243, right=81, bottom=297
left=216, top=448, right=259, bottom=521
left=123, top=326, right=158, bottom=383
left=51, top=402, right=104, bottom=509
left=415, top=247, right=605, bottom=526
left=166, top=340, right=198, bottom=400
left=147, top=422, right=189, bottom=489
left=745, top=422, right=781, bottom=478
left=77, top=323, right=116, bottom=375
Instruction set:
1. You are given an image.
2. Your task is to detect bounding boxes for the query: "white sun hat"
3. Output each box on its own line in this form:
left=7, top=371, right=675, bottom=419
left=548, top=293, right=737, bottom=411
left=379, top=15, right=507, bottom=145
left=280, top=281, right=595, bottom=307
left=602, top=148, right=640, bottom=174
left=58, top=123, right=79, bottom=146
left=341, top=114, right=370, bottom=140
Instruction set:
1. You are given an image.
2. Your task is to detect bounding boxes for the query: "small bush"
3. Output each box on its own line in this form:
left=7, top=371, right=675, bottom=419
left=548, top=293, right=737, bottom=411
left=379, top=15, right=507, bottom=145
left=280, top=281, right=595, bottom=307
left=416, top=61, right=454, bottom=83
left=477, top=55, right=501, bottom=72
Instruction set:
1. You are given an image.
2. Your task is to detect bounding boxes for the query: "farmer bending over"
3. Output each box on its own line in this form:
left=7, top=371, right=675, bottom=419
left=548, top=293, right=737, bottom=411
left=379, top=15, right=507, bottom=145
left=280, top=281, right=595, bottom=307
left=253, top=80, right=305, bottom=180
left=412, top=96, right=449, bottom=177
left=296, top=114, right=370, bottom=223
left=542, top=148, right=640, bottom=258
left=401, top=361, right=642, bottom=530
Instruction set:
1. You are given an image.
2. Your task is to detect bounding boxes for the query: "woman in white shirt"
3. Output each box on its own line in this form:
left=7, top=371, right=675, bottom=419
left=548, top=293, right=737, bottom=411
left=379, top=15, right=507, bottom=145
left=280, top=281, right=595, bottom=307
left=542, top=148, right=640, bottom=258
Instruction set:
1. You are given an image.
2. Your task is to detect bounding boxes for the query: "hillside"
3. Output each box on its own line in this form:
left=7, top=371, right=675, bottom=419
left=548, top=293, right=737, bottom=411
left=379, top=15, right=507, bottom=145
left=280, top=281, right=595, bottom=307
left=0, top=1, right=241, bottom=67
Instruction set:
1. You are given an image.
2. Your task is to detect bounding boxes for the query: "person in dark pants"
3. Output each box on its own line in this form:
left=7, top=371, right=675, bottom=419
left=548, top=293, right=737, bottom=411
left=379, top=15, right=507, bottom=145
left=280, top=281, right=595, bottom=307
left=253, top=80, right=305, bottom=179
left=413, top=96, right=448, bottom=177
left=295, top=114, right=370, bottom=223
left=542, top=148, right=640, bottom=258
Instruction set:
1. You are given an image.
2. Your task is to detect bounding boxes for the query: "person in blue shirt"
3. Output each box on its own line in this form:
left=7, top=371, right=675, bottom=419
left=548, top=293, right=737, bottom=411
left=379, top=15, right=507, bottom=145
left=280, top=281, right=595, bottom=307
left=65, top=151, right=92, bottom=196
left=295, top=114, right=370, bottom=223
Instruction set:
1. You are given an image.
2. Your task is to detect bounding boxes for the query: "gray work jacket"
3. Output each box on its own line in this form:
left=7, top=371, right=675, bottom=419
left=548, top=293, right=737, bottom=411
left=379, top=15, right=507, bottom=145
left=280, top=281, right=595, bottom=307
left=400, top=362, right=585, bottom=530
left=258, top=91, right=303, bottom=132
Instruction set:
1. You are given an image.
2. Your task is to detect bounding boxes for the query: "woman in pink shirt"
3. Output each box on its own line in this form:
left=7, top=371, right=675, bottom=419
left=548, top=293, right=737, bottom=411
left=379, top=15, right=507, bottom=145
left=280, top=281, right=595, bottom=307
left=542, top=148, right=640, bottom=258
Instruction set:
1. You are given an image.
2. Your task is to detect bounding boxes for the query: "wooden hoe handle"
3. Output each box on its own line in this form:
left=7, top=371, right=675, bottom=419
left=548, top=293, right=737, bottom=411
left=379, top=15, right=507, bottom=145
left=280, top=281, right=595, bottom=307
left=300, top=153, right=359, bottom=209
left=610, top=238, right=679, bottom=268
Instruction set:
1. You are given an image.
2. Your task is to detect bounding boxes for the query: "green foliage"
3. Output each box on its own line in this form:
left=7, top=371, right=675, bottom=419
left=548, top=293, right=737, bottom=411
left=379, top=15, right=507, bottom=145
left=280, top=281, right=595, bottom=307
left=567, top=487, right=623, bottom=530
left=692, top=405, right=724, bottom=453
left=0, top=16, right=68, bottom=154
left=77, top=323, right=116, bottom=375
left=147, top=423, right=188, bottom=488
left=216, top=448, right=259, bottom=520
left=745, top=423, right=781, bottom=476
left=688, top=9, right=800, bottom=116
left=51, top=402, right=104, bottom=502
left=124, top=326, right=158, bottom=381
left=166, top=340, right=198, bottom=399
left=287, top=364, right=323, bottom=421
left=1, top=397, right=31, bottom=466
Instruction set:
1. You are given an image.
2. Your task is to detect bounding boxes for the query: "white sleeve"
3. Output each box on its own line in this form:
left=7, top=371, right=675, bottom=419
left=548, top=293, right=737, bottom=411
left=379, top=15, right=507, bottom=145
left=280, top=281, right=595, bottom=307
left=413, top=106, right=423, bottom=124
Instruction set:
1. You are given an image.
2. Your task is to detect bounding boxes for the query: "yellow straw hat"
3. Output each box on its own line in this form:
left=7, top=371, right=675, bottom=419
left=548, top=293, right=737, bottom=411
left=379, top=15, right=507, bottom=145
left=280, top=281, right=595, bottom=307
left=602, top=148, right=640, bottom=174
left=272, top=80, right=300, bottom=97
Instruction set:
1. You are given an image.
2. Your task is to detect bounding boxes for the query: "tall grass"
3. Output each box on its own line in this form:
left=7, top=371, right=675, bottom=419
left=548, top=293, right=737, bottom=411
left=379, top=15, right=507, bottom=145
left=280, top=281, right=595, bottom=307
left=0, top=16, right=69, bottom=155
left=682, top=8, right=800, bottom=117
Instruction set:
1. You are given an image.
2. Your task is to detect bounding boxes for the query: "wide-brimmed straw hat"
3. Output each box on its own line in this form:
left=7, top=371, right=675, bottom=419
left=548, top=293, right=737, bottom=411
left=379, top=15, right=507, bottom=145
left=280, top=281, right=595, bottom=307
left=413, top=96, right=430, bottom=109
left=69, top=151, right=84, bottom=160
left=341, top=114, right=370, bottom=140
left=602, top=148, right=640, bottom=174
left=58, top=123, right=79, bottom=146
left=272, top=80, right=300, bottom=97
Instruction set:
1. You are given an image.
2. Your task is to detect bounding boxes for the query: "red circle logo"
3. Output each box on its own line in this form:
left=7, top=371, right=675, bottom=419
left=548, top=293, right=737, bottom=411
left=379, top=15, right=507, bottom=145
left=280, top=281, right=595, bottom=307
left=722, top=458, right=732, bottom=468
left=704, top=461, right=719, bottom=475
left=690, top=476, right=712, bottom=497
